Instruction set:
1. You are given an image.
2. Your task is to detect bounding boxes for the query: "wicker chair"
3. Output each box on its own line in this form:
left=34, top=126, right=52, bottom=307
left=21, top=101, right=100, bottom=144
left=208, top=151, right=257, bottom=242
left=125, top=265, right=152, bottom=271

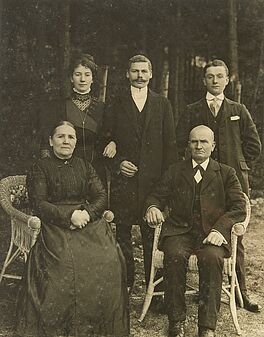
left=0, top=175, right=41, bottom=283
left=0, top=175, right=115, bottom=284
left=138, top=193, right=251, bottom=336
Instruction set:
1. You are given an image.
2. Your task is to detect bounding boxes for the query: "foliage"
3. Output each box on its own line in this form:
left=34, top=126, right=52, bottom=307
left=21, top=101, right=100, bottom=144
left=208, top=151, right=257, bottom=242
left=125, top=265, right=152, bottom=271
left=0, top=0, right=263, bottom=188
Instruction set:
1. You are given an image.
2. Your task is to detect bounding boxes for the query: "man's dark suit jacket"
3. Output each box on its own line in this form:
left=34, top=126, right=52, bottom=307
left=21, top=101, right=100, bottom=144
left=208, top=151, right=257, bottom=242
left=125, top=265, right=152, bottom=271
left=145, top=158, right=246, bottom=255
left=177, top=97, right=261, bottom=194
left=105, top=89, right=177, bottom=223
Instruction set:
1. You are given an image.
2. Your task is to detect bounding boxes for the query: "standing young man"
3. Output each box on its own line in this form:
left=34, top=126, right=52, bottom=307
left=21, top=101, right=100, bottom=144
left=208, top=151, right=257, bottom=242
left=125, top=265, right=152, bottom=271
left=105, top=55, right=177, bottom=292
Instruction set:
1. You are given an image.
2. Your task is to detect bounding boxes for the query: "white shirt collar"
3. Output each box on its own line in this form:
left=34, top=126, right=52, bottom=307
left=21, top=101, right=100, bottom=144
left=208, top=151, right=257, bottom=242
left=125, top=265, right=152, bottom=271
left=206, top=92, right=225, bottom=101
left=192, top=158, right=210, bottom=171
left=73, top=88, right=91, bottom=95
left=131, top=85, right=148, bottom=98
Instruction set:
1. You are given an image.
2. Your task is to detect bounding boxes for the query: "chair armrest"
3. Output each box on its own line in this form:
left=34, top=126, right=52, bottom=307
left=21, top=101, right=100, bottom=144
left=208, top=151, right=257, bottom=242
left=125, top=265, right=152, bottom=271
left=28, top=216, right=41, bottom=231
left=232, top=192, right=251, bottom=237
left=102, top=210, right=114, bottom=223
left=1, top=195, right=35, bottom=226
left=232, top=222, right=246, bottom=236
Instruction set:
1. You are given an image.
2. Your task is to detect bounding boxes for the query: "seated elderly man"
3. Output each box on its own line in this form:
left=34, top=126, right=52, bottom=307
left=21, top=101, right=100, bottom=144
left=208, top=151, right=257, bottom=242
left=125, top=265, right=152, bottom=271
left=145, top=125, right=246, bottom=337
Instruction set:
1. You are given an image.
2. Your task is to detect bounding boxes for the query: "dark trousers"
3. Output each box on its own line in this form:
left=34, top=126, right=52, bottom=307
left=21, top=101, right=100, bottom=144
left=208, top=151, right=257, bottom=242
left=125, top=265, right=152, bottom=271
left=236, top=236, right=246, bottom=292
left=116, top=221, right=154, bottom=288
left=162, top=231, right=227, bottom=330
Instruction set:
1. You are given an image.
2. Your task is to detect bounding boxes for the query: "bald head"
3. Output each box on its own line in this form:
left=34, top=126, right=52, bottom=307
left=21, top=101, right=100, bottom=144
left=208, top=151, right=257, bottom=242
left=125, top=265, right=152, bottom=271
left=189, top=125, right=214, bottom=142
left=188, top=125, right=215, bottom=163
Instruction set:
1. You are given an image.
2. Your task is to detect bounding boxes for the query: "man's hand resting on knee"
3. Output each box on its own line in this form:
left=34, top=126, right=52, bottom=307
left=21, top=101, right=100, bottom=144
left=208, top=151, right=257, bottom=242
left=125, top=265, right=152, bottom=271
left=203, top=231, right=227, bottom=246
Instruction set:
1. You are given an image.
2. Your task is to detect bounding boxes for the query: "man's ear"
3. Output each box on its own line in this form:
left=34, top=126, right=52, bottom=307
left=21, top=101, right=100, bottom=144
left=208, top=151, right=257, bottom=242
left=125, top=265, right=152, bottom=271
left=203, top=78, right=206, bottom=86
left=49, top=136, right=53, bottom=147
left=225, top=76, right=230, bottom=85
left=149, top=71, right=152, bottom=79
left=126, top=71, right=129, bottom=79
left=211, top=141, right=216, bottom=152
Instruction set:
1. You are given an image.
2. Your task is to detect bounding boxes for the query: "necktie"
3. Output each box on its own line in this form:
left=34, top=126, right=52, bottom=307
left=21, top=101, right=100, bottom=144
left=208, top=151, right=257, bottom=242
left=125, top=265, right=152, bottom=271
left=209, top=97, right=219, bottom=117
left=194, top=165, right=204, bottom=183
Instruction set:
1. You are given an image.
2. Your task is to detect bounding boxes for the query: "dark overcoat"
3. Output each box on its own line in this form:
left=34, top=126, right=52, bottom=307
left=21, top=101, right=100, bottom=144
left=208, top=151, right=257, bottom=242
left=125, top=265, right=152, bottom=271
left=105, top=89, right=177, bottom=222
left=177, top=97, right=261, bottom=194
left=145, top=158, right=246, bottom=254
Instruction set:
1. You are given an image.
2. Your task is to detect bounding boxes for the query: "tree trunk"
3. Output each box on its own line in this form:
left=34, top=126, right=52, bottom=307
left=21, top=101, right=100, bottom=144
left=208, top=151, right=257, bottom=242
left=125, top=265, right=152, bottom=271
left=251, top=27, right=264, bottom=155
left=228, top=0, right=241, bottom=102
left=0, top=0, right=4, bottom=110
left=98, top=65, right=109, bottom=103
left=168, top=1, right=184, bottom=126
left=59, top=0, right=71, bottom=99
left=159, top=47, right=169, bottom=98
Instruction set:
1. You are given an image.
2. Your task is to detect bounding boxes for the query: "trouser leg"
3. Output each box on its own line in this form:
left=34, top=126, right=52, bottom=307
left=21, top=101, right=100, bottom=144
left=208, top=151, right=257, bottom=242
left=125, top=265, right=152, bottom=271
left=236, top=235, right=246, bottom=292
left=197, top=244, right=226, bottom=330
left=162, top=235, right=194, bottom=323
left=116, top=224, right=134, bottom=287
left=139, top=221, right=156, bottom=287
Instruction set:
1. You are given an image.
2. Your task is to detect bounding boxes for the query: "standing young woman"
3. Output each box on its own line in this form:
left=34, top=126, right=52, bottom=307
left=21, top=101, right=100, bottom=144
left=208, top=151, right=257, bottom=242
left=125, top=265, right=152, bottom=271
left=39, top=52, right=115, bottom=185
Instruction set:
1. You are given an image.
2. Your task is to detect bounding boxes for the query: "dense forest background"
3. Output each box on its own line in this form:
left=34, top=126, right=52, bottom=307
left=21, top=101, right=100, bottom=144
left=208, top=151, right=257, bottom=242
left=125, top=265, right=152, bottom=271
left=0, top=0, right=263, bottom=190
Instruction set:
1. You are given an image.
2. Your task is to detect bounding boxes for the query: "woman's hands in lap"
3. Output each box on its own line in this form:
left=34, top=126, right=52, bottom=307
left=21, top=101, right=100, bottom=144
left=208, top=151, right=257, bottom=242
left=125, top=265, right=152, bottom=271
left=70, top=210, right=90, bottom=230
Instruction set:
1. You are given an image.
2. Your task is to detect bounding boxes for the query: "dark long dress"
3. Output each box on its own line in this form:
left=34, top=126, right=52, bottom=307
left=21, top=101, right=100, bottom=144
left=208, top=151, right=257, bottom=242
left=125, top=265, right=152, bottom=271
left=14, top=155, right=129, bottom=337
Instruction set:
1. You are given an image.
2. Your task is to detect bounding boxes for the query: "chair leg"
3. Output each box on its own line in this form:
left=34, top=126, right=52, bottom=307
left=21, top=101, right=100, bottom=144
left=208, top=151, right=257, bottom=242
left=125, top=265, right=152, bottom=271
left=0, top=238, right=15, bottom=283
left=138, top=257, right=158, bottom=323
left=229, top=278, right=242, bottom=335
left=229, top=239, right=242, bottom=336
left=138, top=283, right=155, bottom=322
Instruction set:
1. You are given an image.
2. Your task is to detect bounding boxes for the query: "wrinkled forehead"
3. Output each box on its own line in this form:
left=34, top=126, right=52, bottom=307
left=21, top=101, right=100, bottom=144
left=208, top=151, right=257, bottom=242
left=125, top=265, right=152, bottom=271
left=189, top=128, right=214, bottom=142
left=53, top=125, right=76, bottom=137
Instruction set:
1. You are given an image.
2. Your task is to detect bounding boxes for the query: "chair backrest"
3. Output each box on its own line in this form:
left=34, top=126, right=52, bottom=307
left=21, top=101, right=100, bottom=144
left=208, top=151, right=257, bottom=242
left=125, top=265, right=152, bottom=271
left=0, top=175, right=28, bottom=211
left=0, top=175, right=41, bottom=254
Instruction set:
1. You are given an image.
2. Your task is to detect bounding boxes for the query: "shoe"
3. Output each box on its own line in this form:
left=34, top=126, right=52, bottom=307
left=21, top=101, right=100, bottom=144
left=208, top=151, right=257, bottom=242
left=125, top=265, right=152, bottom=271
left=198, top=327, right=215, bottom=337
left=149, top=296, right=166, bottom=314
left=240, top=293, right=261, bottom=313
left=168, top=320, right=185, bottom=337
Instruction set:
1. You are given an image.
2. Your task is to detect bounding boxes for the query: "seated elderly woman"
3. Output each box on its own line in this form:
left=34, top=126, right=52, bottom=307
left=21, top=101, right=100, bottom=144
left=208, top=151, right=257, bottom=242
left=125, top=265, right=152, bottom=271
left=14, top=121, right=129, bottom=337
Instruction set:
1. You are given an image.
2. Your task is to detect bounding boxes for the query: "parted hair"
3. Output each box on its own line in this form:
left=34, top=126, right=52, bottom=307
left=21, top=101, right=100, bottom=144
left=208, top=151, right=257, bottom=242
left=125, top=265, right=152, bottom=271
left=49, top=121, right=76, bottom=138
left=203, top=59, right=229, bottom=76
left=128, top=54, right=152, bottom=71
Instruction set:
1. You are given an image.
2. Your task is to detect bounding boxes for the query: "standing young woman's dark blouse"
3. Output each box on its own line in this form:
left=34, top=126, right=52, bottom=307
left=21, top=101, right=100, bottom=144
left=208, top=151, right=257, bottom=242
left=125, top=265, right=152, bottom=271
left=38, top=92, right=108, bottom=183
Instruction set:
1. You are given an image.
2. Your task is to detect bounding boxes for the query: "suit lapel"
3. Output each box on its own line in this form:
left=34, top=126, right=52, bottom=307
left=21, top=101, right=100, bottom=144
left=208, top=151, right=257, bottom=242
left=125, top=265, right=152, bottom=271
left=181, top=159, right=195, bottom=188
left=121, top=92, right=140, bottom=136
left=192, top=98, right=209, bottom=124
left=143, top=90, right=155, bottom=133
left=201, top=159, right=220, bottom=191
left=218, top=98, right=233, bottom=122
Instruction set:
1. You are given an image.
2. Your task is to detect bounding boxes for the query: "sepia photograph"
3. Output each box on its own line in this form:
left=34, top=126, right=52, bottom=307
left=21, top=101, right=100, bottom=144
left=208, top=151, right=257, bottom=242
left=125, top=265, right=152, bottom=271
left=0, top=0, right=263, bottom=336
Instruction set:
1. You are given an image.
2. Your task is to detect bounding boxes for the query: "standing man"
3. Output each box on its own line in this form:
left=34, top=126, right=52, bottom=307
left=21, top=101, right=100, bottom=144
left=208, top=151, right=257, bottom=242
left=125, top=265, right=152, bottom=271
left=105, top=55, right=177, bottom=292
left=177, top=59, right=261, bottom=312
left=145, top=125, right=246, bottom=337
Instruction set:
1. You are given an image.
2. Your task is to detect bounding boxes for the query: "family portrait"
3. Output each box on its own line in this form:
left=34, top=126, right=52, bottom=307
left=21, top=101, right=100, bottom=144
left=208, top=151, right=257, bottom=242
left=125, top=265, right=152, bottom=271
left=0, top=1, right=263, bottom=336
